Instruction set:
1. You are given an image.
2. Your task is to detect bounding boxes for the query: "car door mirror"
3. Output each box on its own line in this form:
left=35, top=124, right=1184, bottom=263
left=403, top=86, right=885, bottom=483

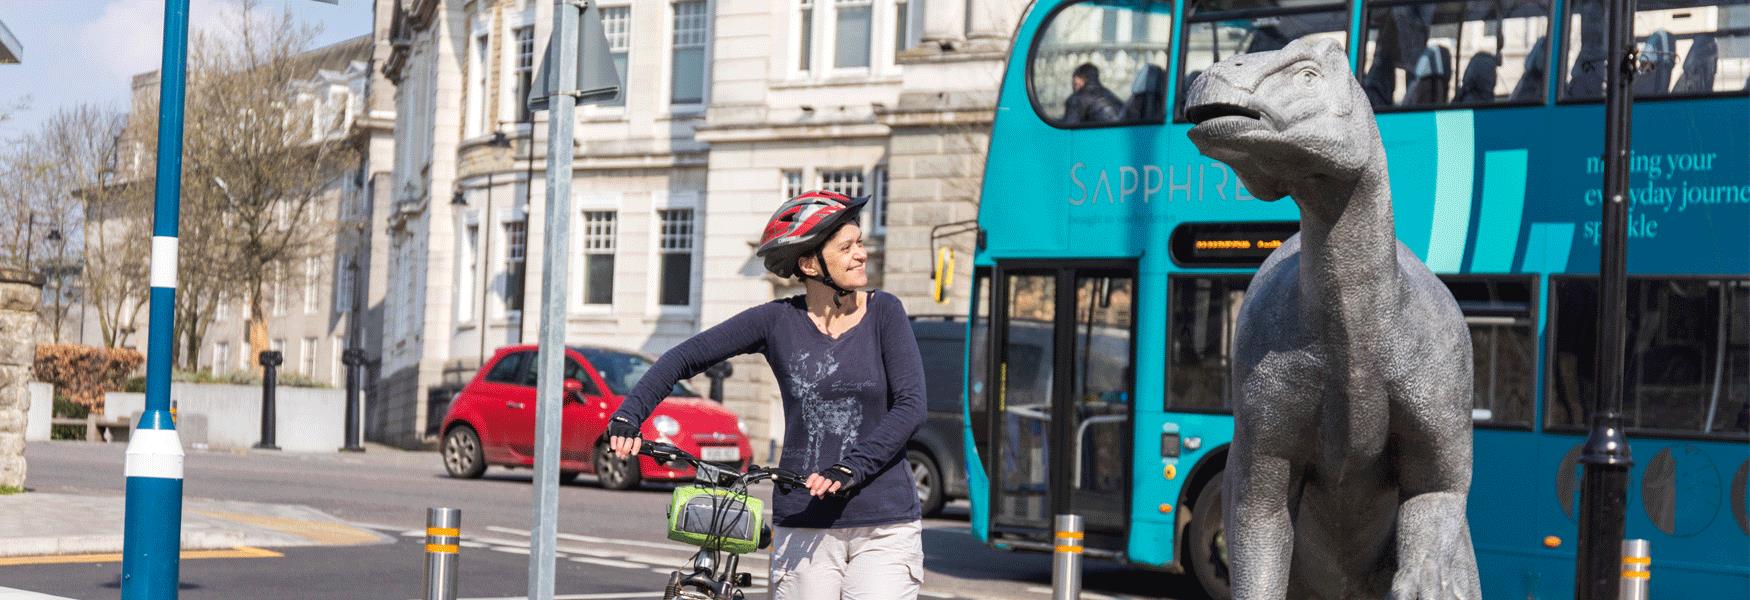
left=564, top=378, right=585, bottom=401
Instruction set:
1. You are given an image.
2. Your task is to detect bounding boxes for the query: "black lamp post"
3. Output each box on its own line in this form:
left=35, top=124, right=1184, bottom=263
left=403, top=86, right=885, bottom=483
left=341, top=257, right=365, bottom=452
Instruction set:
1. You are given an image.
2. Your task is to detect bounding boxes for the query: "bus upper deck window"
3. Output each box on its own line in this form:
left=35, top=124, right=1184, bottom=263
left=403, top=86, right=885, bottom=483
left=1562, top=0, right=1750, bottom=100
left=1175, top=0, right=1350, bottom=121
left=1359, top=0, right=1552, bottom=110
left=1030, top=0, right=1176, bottom=128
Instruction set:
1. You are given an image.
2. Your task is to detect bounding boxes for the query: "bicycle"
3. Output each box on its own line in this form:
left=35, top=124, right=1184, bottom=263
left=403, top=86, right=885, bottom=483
left=638, top=441, right=808, bottom=600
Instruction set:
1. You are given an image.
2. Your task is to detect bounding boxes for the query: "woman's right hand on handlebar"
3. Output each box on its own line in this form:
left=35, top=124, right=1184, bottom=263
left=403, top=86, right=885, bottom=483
left=607, top=416, right=642, bottom=458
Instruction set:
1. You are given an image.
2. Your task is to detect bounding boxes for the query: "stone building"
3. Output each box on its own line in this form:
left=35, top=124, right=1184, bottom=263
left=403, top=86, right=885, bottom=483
left=369, top=0, right=1027, bottom=451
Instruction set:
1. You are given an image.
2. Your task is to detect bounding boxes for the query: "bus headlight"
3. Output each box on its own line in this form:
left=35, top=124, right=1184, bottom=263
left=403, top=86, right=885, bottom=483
left=653, top=415, right=681, bottom=437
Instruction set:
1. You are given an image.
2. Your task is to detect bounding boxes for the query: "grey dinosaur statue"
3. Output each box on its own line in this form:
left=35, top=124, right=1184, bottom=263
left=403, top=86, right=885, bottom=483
left=1182, top=38, right=1481, bottom=599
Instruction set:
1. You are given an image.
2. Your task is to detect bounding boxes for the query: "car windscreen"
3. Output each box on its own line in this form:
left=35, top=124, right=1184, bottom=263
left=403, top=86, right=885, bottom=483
left=577, top=347, right=698, bottom=397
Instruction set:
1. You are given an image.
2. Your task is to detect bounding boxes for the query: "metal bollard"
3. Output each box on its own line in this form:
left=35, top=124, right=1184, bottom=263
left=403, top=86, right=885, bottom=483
left=1052, top=514, right=1083, bottom=600
left=255, top=351, right=282, bottom=450
left=1620, top=539, right=1650, bottom=600
left=424, top=507, right=461, bottom=600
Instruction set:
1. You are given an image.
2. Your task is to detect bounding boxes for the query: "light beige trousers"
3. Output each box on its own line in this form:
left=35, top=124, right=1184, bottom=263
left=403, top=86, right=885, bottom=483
left=768, top=520, right=924, bottom=600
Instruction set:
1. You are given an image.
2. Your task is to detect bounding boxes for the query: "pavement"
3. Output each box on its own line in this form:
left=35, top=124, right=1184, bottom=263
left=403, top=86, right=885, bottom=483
left=0, top=492, right=391, bottom=558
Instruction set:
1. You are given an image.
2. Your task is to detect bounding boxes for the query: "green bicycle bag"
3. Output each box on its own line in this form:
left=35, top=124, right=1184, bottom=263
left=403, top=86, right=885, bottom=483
left=666, top=485, right=764, bottom=554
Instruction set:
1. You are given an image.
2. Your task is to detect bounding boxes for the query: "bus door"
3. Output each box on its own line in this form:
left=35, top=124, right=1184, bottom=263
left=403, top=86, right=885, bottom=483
left=989, top=263, right=1136, bottom=553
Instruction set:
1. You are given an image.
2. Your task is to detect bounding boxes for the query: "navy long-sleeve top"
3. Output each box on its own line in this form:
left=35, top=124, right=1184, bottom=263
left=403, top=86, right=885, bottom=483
left=611, top=290, right=927, bottom=529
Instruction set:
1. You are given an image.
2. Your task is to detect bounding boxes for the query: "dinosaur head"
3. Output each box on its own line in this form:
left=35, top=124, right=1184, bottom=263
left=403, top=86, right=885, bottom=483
left=1184, top=38, right=1381, bottom=202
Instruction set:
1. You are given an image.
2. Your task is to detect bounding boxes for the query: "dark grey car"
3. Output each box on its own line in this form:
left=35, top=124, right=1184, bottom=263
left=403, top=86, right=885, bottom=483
left=907, top=316, right=969, bottom=517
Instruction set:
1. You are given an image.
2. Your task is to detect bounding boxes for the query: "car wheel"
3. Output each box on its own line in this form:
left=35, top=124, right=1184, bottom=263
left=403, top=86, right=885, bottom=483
left=1187, top=472, right=1232, bottom=600
left=443, top=425, right=486, bottom=479
left=559, top=470, right=581, bottom=484
left=594, top=441, right=642, bottom=491
left=907, top=448, right=946, bottom=517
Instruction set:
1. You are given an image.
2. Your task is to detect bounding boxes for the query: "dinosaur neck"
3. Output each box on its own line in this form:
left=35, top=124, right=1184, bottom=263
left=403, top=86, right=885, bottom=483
left=1294, top=159, right=1400, bottom=352
left=1294, top=158, right=1399, bottom=478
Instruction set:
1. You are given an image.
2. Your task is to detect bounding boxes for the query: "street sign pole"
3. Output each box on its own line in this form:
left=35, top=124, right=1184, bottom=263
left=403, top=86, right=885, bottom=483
left=122, top=0, right=192, bottom=596
left=1575, top=0, right=1638, bottom=594
left=528, top=1, right=580, bottom=598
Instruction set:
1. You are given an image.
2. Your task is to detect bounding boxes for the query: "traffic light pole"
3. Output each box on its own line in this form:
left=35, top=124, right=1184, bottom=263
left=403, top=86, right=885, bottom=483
left=121, top=0, right=191, bottom=596
left=1575, top=0, right=1638, bottom=594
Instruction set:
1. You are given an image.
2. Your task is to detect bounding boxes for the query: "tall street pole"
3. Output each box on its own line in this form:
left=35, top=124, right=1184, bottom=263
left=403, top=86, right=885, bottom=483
left=1576, top=0, right=1638, bottom=594
left=122, top=0, right=191, bottom=596
left=528, top=0, right=579, bottom=598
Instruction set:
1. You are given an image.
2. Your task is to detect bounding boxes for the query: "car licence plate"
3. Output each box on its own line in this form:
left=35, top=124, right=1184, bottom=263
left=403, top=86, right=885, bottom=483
left=700, top=446, right=739, bottom=462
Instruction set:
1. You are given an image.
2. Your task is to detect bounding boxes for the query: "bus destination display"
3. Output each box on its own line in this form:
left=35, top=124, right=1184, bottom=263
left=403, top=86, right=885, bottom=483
left=1169, top=221, right=1301, bottom=266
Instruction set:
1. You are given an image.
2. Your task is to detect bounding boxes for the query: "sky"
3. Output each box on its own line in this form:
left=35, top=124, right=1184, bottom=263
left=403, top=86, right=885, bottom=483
left=0, top=0, right=374, bottom=141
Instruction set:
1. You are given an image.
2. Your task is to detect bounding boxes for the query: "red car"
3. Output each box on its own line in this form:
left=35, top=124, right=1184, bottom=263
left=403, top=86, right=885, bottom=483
left=439, top=345, right=752, bottom=490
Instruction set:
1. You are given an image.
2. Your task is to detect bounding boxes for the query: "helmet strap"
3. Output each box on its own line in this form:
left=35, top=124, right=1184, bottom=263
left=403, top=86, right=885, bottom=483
left=811, top=246, right=854, bottom=309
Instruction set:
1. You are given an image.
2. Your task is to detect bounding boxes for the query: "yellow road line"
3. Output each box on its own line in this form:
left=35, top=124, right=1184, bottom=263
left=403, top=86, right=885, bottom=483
left=0, top=546, right=281, bottom=567
left=192, top=510, right=382, bottom=546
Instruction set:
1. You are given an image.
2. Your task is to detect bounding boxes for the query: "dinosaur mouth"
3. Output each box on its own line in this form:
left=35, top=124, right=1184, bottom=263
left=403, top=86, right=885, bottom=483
left=1184, top=102, right=1263, bottom=125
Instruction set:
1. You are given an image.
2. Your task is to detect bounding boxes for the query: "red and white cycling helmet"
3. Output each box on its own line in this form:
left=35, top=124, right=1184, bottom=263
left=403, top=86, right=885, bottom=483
left=756, top=190, right=867, bottom=279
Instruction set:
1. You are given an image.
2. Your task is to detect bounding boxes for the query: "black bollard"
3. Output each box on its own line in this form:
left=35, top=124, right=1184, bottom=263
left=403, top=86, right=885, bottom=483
left=341, top=348, right=365, bottom=452
left=256, top=350, right=282, bottom=450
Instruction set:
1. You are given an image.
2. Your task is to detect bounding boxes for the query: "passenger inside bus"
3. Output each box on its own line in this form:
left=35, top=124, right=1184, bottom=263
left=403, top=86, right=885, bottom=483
left=1509, top=36, right=1549, bottom=100
left=1123, top=65, right=1168, bottom=121
left=1404, top=45, right=1455, bottom=104
left=1453, top=52, right=1500, bottom=102
left=1062, top=63, right=1125, bottom=125
left=1634, top=30, right=1678, bottom=96
left=1673, top=35, right=1718, bottom=94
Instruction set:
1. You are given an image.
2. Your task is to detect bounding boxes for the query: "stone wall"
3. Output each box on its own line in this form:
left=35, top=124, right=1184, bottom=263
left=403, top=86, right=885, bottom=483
left=0, top=269, right=44, bottom=489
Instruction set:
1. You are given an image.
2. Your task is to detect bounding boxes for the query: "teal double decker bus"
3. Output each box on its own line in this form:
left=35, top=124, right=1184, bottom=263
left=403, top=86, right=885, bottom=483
left=958, top=0, right=1748, bottom=597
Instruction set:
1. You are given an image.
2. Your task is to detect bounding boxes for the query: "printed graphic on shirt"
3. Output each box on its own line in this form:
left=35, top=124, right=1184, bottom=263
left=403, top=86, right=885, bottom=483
left=790, top=350, right=863, bottom=468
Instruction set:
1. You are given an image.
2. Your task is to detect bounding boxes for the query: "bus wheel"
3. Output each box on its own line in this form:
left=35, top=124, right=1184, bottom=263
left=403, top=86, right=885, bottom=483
left=1187, top=473, right=1232, bottom=600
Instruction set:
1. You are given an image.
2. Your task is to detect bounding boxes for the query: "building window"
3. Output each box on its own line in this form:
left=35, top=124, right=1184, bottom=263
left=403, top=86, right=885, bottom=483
left=835, top=0, right=874, bottom=68
left=672, top=1, right=709, bottom=104
left=602, top=6, right=631, bottom=107
left=468, top=32, right=490, bottom=136
left=799, top=0, right=816, bottom=72
left=818, top=169, right=865, bottom=197
left=335, top=254, right=355, bottom=316
left=894, top=0, right=915, bottom=55
left=504, top=220, right=528, bottom=313
left=869, top=166, right=889, bottom=234
left=271, top=264, right=287, bottom=316
left=271, top=338, right=286, bottom=358
left=658, top=209, right=695, bottom=306
left=215, top=342, right=230, bottom=374
left=514, top=26, right=535, bottom=122
left=332, top=336, right=345, bottom=386
left=782, top=169, right=805, bottom=198
left=217, top=297, right=230, bottom=322
left=304, top=257, right=321, bottom=315
left=459, top=225, right=479, bottom=321
left=583, top=211, right=617, bottom=305
left=300, top=337, right=317, bottom=377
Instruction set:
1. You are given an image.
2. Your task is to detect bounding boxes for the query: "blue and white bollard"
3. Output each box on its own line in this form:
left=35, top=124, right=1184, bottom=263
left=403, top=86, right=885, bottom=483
left=121, top=0, right=191, bottom=597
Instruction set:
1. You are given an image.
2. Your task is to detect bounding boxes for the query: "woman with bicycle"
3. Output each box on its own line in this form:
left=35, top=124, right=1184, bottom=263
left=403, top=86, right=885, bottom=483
left=609, top=190, right=928, bottom=600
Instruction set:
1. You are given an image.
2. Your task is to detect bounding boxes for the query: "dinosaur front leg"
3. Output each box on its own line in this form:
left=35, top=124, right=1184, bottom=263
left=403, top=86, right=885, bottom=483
left=1388, top=388, right=1482, bottom=599
left=1224, top=441, right=1297, bottom=600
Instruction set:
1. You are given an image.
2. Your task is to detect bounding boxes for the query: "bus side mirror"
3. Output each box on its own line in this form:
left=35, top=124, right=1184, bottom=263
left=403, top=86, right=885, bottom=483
left=932, top=247, right=955, bottom=304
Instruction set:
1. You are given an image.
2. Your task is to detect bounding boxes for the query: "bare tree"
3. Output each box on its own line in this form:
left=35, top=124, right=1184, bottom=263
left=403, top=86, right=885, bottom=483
left=32, top=105, right=128, bottom=343
left=175, top=1, right=356, bottom=370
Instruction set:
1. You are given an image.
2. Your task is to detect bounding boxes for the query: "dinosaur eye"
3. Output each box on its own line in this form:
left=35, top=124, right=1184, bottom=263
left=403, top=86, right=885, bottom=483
left=1297, top=67, right=1320, bottom=85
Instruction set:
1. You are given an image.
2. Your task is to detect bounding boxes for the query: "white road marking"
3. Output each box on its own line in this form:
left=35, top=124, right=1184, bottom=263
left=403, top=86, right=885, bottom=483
left=568, top=557, right=647, bottom=569
left=490, top=546, right=532, bottom=555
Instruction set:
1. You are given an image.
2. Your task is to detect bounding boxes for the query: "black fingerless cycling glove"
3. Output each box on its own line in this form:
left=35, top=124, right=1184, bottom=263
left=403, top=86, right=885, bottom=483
left=607, top=416, right=641, bottom=440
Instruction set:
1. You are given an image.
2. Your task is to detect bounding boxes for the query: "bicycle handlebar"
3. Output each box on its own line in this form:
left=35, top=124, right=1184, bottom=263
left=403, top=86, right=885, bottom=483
left=638, top=441, right=808, bottom=491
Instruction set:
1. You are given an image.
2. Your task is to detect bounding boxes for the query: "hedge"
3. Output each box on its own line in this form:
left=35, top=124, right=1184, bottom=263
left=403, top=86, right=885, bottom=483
left=33, top=344, right=145, bottom=412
